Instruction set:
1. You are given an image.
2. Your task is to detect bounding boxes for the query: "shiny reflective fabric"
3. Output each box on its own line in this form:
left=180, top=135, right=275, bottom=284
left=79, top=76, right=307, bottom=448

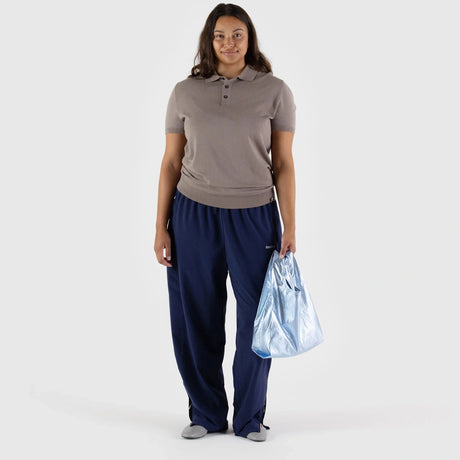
left=251, top=250, right=324, bottom=358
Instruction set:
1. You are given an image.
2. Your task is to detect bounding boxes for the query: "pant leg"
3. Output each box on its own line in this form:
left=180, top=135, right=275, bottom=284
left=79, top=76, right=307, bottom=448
left=221, top=199, right=283, bottom=438
left=166, top=189, right=229, bottom=432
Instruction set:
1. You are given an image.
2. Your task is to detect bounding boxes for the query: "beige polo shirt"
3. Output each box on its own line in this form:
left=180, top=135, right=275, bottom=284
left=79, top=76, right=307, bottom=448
left=165, top=63, right=296, bottom=208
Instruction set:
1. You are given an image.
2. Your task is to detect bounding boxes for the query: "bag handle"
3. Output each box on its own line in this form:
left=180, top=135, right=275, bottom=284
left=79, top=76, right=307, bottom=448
left=270, top=190, right=281, bottom=253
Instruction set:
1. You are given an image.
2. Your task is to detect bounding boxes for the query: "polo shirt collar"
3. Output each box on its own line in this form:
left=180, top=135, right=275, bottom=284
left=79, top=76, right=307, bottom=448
left=205, top=64, right=257, bottom=82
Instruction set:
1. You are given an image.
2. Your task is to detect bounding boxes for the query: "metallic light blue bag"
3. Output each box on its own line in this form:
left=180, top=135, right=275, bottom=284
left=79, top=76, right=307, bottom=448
left=252, top=249, right=324, bottom=358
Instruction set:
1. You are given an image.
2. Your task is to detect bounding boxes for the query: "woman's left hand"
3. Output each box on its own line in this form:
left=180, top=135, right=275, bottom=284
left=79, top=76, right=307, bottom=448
left=279, top=230, right=296, bottom=258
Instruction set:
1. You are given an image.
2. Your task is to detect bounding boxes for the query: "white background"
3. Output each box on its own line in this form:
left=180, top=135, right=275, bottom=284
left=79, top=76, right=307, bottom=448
left=1, top=0, right=459, bottom=458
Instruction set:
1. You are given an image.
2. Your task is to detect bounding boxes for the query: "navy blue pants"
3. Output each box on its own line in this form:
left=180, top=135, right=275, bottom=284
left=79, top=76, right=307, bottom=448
left=166, top=188, right=283, bottom=438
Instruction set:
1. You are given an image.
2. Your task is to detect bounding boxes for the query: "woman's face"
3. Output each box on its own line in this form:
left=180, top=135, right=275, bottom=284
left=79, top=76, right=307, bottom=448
left=212, top=15, right=248, bottom=67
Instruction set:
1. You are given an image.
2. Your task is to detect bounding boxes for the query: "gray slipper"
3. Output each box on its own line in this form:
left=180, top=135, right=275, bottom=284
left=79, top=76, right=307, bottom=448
left=246, top=424, right=267, bottom=442
left=181, top=423, right=208, bottom=439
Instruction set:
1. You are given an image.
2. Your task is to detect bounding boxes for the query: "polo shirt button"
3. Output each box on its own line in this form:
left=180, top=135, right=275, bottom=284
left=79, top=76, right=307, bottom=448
left=223, top=95, right=228, bottom=98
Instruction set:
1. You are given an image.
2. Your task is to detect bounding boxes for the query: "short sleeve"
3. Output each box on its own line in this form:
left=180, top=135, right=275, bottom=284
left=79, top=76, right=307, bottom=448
left=271, top=81, right=296, bottom=133
left=165, top=85, right=185, bottom=134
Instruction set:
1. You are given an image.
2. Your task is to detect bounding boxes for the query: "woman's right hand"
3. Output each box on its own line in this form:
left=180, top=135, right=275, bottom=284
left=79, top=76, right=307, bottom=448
left=154, top=227, right=173, bottom=267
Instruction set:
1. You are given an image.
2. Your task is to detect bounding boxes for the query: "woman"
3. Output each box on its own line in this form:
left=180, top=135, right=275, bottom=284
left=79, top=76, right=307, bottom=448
left=154, top=3, right=296, bottom=442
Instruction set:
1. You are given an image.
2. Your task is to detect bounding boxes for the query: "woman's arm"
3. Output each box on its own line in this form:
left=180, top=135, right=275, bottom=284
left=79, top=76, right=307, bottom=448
left=271, top=130, right=296, bottom=257
left=154, top=132, right=186, bottom=267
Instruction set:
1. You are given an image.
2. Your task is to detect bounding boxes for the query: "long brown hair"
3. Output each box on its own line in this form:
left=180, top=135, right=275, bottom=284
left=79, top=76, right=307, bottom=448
left=188, top=3, right=272, bottom=79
